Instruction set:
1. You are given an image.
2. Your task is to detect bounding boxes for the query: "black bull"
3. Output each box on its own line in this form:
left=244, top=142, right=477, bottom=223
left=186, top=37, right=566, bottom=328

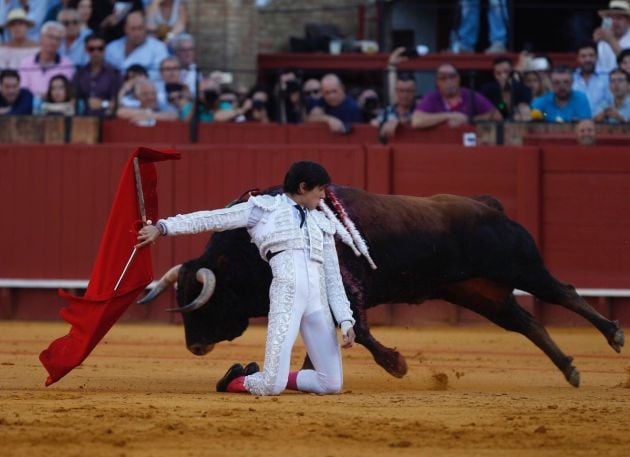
left=142, top=185, right=624, bottom=387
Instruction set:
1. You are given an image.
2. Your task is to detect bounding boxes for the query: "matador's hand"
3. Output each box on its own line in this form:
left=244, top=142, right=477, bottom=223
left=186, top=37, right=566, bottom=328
left=136, top=222, right=160, bottom=248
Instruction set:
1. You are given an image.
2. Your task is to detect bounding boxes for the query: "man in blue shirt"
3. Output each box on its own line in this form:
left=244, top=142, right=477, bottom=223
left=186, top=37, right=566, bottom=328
left=104, top=10, right=168, bottom=81
left=307, top=73, right=362, bottom=133
left=0, top=69, right=33, bottom=115
left=532, top=65, right=592, bottom=122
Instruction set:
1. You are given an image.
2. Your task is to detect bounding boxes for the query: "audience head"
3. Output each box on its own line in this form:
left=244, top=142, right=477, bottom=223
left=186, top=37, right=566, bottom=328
left=124, top=11, right=147, bottom=47
left=523, top=70, right=544, bottom=98
left=125, top=64, right=149, bottom=82
left=4, top=8, right=35, bottom=41
left=435, top=63, right=460, bottom=97
left=40, top=22, right=65, bottom=55
left=598, top=0, right=630, bottom=39
left=550, top=65, right=574, bottom=101
left=58, top=8, right=81, bottom=40
left=492, top=56, right=513, bottom=88
left=84, top=33, right=106, bottom=63
left=46, top=75, right=74, bottom=103
left=302, top=78, right=321, bottom=101
left=575, top=119, right=597, bottom=146
left=135, top=79, right=158, bottom=109
left=0, top=69, right=22, bottom=105
left=395, top=72, right=416, bottom=108
left=576, top=41, right=598, bottom=75
left=608, top=68, right=630, bottom=98
left=321, top=73, right=346, bottom=107
left=171, top=33, right=196, bottom=67
left=76, top=0, right=92, bottom=28
left=618, top=49, right=630, bottom=74
left=159, top=57, right=182, bottom=83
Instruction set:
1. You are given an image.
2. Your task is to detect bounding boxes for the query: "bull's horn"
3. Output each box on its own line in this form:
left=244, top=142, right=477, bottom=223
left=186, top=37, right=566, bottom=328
left=166, top=268, right=216, bottom=313
left=137, top=264, right=182, bottom=304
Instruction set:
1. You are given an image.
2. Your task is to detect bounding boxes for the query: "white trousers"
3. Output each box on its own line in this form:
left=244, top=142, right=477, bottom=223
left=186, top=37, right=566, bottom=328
left=244, top=249, right=343, bottom=396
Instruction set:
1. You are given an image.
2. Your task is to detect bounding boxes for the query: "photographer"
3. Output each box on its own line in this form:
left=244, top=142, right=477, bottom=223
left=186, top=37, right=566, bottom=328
left=277, top=71, right=305, bottom=124
left=165, top=82, right=193, bottom=121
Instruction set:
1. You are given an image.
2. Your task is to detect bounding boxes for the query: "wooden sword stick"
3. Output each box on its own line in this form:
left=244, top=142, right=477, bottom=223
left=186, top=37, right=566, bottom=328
left=114, top=157, right=149, bottom=291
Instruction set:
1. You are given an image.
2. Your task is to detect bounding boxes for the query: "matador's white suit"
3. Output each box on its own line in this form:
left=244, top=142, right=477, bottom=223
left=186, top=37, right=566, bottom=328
left=157, top=193, right=355, bottom=396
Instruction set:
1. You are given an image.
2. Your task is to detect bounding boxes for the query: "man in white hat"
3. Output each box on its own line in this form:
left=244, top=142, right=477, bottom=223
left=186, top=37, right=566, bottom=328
left=0, top=9, right=39, bottom=69
left=593, top=0, right=630, bottom=73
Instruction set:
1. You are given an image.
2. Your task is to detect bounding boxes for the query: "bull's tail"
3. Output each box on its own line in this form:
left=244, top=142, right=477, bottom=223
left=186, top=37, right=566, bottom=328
left=472, top=195, right=504, bottom=212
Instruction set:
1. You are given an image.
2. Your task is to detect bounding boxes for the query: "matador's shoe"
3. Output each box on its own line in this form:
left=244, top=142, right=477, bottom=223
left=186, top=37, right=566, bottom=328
left=244, top=362, right=260, bottom=376
left=216, top=363, right=245, bottom=392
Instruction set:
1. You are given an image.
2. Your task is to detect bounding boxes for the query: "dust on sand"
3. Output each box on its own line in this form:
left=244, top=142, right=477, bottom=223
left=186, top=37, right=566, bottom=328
left=1, top=322, right=629, bottom=457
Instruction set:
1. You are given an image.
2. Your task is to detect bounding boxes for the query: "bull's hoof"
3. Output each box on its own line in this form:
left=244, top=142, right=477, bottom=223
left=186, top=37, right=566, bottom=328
left=377, top=350, right=408, bottom=378
left=564, top=366, right=580, bottom=388
left=609, top=322, right=625, bottom=353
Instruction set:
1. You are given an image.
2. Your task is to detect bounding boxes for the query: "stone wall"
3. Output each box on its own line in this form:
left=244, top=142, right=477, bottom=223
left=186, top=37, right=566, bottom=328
left=187, top=0, right=376, bottom=87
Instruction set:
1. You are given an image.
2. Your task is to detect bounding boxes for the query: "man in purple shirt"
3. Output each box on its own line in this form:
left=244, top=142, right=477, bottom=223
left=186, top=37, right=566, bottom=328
left=73, top=33, right=122, bottom=116
left=412, top=63, right=501, bottom=129
left=18, top=21, right=75, bottom=97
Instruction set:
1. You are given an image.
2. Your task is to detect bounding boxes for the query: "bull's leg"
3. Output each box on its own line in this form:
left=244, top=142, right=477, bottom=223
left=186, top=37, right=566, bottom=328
left=519, top=272, right=624, bottom=353
left=353, top=304, right=408, bottom=378
left=481, top=295, right=580, bottom=387
left=443, top=281, right=579, bottom=387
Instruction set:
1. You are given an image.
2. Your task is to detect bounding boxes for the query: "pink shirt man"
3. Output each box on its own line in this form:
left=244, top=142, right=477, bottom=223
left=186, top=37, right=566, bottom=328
left=18, top=52, right=74, bottom=97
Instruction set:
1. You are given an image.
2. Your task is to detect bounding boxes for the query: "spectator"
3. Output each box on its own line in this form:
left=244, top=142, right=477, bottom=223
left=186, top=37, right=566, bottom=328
left=196, top=78, right=219, bottom=122
left=117, top=63, right=149, bottom=108
left=58, top=8, right=90, bottom=66
left=73, top=32, right=122, bottom=116
left=593, top=68, right=630, bottom=123
left=105, top=11, right=168, bottom=80
left=0, top=69, right=33, bottom=115
left=145, top=0, right=187, bottom=41
left=0, top=1, right=48, bottom=42
left=155, top=56, right=182, bottom=113
left=170, top=32, right=199, bottom=95
left=164, top=82, right=193, bottom=121
left=276, top=71, right=305, bottom=124
left=411, top=63, right=501, bottom=129
left=531, top=65, right=592, bottom=122
left=357, top=88, right=381, bottom=123
left=481, top=56, right=532, bottom=120
left=594, top=0, right=630, bottom=74
left=213, top=88, right=248, bottom=122
left=18, top=21, right=75, bottom=98
left=572, top=42, right=610, bottom=114
left=41, top=74, right=76, bottom=116
left=76, top=0, right=93, bottom=32
left=45, top=0, right=72, bottom=24
left=116, top=78, right=177, bottom=125
left=618, top=48, right=630, bottom=73
left=90, top=0, right=144, bottom=43
left=0, top=9, right=39, bottom=70
left=575, top=119, right=597, bottom=145
left=302, top=77, right=321, bottom=111
left=450, top=0, right=509, bottom=53
left=523, top=71, right=546, bottom=99
left=307, top=73, right=362, bottom=133
left=372, top=73, right=416, bottom=139
left=245, top=87, right=271, bottom=123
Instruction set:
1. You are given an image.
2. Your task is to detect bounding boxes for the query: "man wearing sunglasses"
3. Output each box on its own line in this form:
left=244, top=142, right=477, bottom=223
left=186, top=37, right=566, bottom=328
left=73, top=33, right=122, bottom=116
left=58, top=8, right=90, bottom=66
left=531, top=65, right=592, bottom=123
left=412, top=63, right=500, bottom=129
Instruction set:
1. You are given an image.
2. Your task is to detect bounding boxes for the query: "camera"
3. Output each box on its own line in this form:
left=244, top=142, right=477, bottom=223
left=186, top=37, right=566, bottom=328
left=204, top=89, right=219, bottom=106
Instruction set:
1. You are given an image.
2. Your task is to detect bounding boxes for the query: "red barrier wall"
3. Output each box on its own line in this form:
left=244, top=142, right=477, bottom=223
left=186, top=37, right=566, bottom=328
left=2, top=143, right=630, bottom=325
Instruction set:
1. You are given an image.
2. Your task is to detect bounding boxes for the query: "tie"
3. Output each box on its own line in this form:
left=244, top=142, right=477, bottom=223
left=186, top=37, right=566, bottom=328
left=294, top=205, right=306, bottom=228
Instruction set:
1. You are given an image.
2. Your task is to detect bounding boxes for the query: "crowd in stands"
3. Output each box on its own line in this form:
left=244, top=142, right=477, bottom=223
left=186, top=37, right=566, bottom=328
left=0, top=0, right=629, bottom=138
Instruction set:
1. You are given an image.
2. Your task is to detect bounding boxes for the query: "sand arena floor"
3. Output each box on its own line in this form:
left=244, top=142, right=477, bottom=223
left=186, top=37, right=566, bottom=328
left=1, top=321, right=629, bottom=457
